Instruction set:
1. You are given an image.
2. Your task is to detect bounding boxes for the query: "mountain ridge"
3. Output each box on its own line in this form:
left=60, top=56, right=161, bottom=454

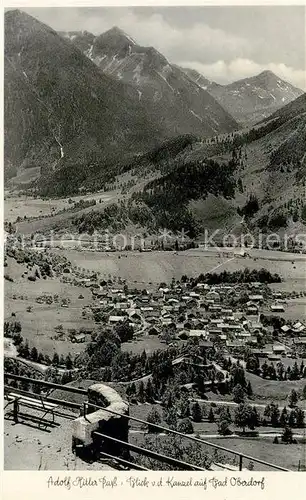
left=180, top=66, right=304, bottom=126
left=59, top=27, right=239, bottom=137
left=4, top=10, right=173, bottom=188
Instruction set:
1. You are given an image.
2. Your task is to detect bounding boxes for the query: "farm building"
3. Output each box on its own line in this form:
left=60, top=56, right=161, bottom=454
left=292, top=322, right=305, bottom=334
left=248, top=294, right=264, bottom=302
left=72, top=333, right=86, bottom=343
left=281, top=325, right=291, bottom=334
left=189, top=329, right=207, bottom=338
left=109, top=315, right=126, bottom=324
left=272, top=344, right=286, bottom=354
left=270, top=304, right=285, bottom=312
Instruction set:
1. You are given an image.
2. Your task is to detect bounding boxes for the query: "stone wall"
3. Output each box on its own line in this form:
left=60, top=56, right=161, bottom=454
left=72, top=383, right=129, bottom=458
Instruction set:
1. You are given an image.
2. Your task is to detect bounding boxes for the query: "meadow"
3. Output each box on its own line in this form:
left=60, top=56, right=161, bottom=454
left=51, top=247, right=306, bottom=291
left=4, top=258, right=94, bottom=357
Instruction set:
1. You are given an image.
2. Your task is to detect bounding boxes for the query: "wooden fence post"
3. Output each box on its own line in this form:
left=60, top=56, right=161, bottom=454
left=13, top=399, right=18, bottom=423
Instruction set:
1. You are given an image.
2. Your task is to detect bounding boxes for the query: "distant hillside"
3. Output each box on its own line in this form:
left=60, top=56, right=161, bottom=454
left=60, top=27, right=239, bottom=138
left=4, top=10, right=167, bottom=192
left=174, top=93, right=306, bottom=237
left=266, top=94, right=306, bottom=172
left=182, top=67, right=304, bottom=126
left=261, top=92, right=306, bottom=125
left=13, top=98, right=306, bottom=240
left=70, top=156, right=237, bottom=238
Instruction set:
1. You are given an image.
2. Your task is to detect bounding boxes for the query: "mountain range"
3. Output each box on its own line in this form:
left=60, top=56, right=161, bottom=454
left=182, top=68, right=304, bottom=126
left=4, top=10, right=167, bottom=186
left=4, top=8, right=306, bottom=226
left=4, top=10, right=239, bottom=189
left=62, top=28, right=304, bottom=127
left=60, top=26, right=238, bottom=136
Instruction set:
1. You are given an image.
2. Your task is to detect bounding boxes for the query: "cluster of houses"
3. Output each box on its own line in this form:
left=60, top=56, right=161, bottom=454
left=72, top=278, right=306, bottom=356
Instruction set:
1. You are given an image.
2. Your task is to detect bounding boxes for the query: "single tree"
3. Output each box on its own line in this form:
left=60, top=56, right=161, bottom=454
left=137, top=381, right=145, bottom=403
left=270, top=403, right=280, bottom=427
left=226, top=407, right=232, bottom=424
left=30, top=346, right=38, bottom=362
left=208, top=407, right=215, bottom=423
left=296, top=408, right=305, bottom=427
left=218, top=407, right=232, bottom=424
left=268, top=364, right=277, bottom=380
left=248, top=407, right=260, bottom=429
left=246, top=380, right=253, bottom=398
left=196, top=401, right=206, bottom=418
left=288, top=389, right=299, bottom=408
left=231, top=365, right=247, bottom=387
left=218, top=419, right=231, bottom=436
left=288, top=409, right=296, bottom=428
left=145, top=379, right=155, bottom=403
left=234, top=403, right=252, bottom=433
left=129, top=382, right=136, bottom=397
left=32, top=383, right=41, bottom=394
left=65, top=354, right=73, bottom=370
left=20, top=379, right=30, bottom=392
left=232, top=384, right=246, bottom=404
left=163, top=408, right=177, bottom=430
left=52, top=352, right=59, bottom=366
left=280, top=407, right=288, bottom=427
left=147, top=408, right=162, bottom=433
left=261, top=360, right=269, bottom=378
left=290, top=362, right=300, bottom=381
left=177, top=393, right=190, bottom=418
left=44, top=354, right=52, bottom=366
left=22, top=340, right=30, bottom=359
left=37, top=352, right=45, bottom=364
left=281, top=426, right=293, bottom=444
left=177, top=418, right=194, bottom=434
left=276, top=361, right=285, bottom=380
left=191, top=402, right=202, bottom=422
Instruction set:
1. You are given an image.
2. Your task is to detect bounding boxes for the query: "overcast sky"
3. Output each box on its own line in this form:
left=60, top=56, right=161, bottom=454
left=21, top=6, right=306, bottom=89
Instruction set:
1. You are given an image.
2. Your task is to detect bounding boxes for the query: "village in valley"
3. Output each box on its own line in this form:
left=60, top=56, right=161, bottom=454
left=3, top=5, right=306, bottom=474
left=4, top=237, right=306, bottom=471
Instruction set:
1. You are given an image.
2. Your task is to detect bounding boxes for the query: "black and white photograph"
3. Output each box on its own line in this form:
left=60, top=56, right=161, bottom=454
left=3, top=3, right=306, bottom=473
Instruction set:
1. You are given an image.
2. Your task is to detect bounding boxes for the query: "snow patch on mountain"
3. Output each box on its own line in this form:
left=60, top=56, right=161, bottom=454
left=190, top=109, right=203, bottom=122
left=155, top=69, right=175, bottom=93
left=86, top=44, right=94, bottom=60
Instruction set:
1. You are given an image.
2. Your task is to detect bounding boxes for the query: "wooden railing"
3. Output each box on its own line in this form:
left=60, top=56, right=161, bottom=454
left=4, top=373, right=291, bottom=472
left=83, top=401, right=290, bottom=471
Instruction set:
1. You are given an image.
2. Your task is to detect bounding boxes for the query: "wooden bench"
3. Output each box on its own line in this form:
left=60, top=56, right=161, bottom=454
left=6, top=392, right=58, bottom=426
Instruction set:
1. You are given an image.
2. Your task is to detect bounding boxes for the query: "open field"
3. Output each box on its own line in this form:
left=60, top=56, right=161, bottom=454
left=11, top=193, right=118, bottom=235
left=121, top=336, right=170, bottom=355
left=259, top=298, right=306, bottom=322
left=4, top=258, right=94, bottom=357
left=50, top=247, right=306, bottom=290
left=4, top=191, right=118, bottom=224
left=6, top=170, right=158, bottom=233
left=272, top=298, right=306, bottom=322
left=129, top=427, right=305, bottom=471
left=205, top=436, right=305, bottom=471
left=246, top=372, right=306, bottom=402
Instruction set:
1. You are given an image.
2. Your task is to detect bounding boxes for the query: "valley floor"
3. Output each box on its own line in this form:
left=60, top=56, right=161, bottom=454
left=50, top=246, right=306, bottom=294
